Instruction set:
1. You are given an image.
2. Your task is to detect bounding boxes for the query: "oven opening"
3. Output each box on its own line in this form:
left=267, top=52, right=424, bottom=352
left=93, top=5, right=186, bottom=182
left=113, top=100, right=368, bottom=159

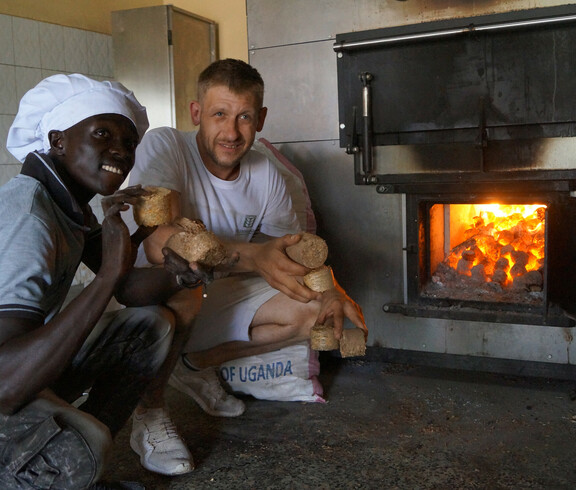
left=422, top=203, right=547, bottom=306
left=384, top=192, right=574, bottom=327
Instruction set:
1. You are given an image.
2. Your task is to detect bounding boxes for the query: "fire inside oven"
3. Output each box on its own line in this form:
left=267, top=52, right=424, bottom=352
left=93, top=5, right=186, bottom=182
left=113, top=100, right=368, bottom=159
left=377, top=188, right=576, bottom=327
left=394, top=193, right=575, bottom=327
left=422, top=202, right=546, bottom=306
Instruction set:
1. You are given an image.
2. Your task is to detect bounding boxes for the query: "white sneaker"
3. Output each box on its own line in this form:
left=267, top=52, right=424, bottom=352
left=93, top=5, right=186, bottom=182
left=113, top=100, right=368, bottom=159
left=130, top=407, right=194, bottom=476
left=169, top=359, right=245, bottom=417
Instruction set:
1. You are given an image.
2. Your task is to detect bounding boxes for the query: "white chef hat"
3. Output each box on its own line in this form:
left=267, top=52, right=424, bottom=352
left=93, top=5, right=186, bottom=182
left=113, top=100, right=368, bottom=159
left=7, top=73, right=149, bottom=162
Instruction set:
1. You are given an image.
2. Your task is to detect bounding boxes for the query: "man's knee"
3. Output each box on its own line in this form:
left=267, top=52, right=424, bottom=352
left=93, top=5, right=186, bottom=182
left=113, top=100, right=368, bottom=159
left=289, top=302, right=320, bottom=337
left=112, top=305, right=175, bottom=371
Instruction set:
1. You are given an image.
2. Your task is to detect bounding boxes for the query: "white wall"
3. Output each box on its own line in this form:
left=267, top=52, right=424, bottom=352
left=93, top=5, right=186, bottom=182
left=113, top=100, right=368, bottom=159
left=0, top=14, right=114, bottom=169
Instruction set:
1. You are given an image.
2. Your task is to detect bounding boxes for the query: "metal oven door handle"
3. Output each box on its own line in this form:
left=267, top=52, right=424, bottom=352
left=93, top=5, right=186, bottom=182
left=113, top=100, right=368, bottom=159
left=346, top=72, right=375, bottom=184
left=360, top=72, right=374, bottom=177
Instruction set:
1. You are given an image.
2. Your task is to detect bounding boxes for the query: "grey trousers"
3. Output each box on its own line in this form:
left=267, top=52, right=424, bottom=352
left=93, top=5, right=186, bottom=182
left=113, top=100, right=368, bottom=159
left=0, top=306, right=174, bottom=489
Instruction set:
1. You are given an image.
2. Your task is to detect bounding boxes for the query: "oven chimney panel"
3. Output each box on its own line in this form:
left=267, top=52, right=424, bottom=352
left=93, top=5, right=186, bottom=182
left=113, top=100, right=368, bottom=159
left=335, top=5, right=576, bottom=188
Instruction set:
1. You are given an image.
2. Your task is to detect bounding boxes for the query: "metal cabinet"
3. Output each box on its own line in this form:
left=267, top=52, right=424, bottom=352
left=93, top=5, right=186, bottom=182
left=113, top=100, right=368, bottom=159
left=111, top=5, right=217, bottom=131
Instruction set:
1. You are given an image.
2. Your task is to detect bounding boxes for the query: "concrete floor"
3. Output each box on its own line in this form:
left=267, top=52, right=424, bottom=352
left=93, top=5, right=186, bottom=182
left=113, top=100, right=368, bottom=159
left=104, top=349, right=576, bottom=489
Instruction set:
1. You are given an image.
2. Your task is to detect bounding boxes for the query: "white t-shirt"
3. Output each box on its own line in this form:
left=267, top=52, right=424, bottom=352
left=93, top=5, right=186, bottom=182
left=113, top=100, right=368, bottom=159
left=128, top=127, right=300, bottom=265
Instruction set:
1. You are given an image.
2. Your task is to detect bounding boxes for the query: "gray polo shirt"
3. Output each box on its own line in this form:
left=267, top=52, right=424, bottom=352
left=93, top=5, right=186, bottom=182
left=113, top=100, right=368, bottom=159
left=0, top=152, right=100, bottom=323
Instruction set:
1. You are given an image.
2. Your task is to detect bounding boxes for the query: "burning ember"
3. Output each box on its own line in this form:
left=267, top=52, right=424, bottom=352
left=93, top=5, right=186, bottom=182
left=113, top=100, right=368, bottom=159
left=423, top=204, right=546, bottom=304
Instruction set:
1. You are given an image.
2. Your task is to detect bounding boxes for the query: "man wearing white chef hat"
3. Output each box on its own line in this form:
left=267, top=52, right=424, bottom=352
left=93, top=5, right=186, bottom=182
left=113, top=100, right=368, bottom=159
left=0, top=74, right=201, bottom=488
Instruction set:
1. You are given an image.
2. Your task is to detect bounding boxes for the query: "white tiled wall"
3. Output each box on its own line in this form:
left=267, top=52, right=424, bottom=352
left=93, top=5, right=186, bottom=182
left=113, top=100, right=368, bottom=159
left=0, top=14, right=114, bottom=286
left=0, top=14, right=114, bottom=172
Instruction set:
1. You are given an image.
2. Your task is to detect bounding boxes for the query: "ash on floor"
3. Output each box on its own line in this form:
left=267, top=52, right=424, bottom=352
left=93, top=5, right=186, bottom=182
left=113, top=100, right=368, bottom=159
left=103, top=350, right=576, bottom=489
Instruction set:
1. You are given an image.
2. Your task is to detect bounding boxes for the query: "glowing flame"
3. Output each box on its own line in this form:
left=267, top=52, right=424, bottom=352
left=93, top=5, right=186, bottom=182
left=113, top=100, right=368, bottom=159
left=445, top=204, right=546, bottom=287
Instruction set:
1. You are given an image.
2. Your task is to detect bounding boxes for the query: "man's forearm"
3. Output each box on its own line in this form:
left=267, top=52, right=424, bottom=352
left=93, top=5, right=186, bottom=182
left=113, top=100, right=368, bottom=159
left=115, top=266, right=182, bottom=306
left=142, top=224, right=182, bottom=264
left=220, top=240, right=263, bottom=273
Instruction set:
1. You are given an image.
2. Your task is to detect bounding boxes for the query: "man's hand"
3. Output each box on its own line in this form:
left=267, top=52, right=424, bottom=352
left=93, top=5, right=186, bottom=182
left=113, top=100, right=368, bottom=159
left=102, top=185, right=156, bottom=272
left=162, top=247, right=213, bottom=287
left=99, top=185, right=153, bottom=281
left=101, top=184, right=149, bottom=215
left=315, top=280, right=367, bottom=341
left=243, top=234, right=320, bottom=303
